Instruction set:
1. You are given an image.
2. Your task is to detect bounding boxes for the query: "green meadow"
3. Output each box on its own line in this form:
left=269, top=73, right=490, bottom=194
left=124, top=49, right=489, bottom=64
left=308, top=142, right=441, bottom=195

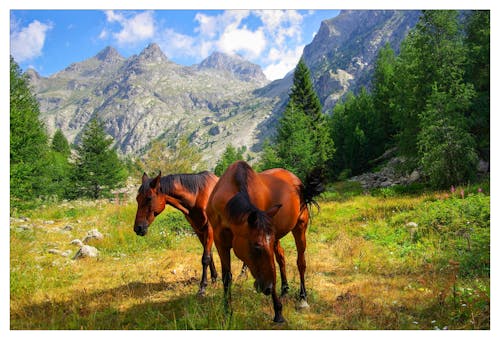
left=10, top=182, right=489, bottom=330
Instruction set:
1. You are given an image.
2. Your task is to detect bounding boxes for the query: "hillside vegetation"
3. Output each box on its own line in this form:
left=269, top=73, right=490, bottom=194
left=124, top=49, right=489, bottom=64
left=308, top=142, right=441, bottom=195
left=10, top=183, right=489, bottom=329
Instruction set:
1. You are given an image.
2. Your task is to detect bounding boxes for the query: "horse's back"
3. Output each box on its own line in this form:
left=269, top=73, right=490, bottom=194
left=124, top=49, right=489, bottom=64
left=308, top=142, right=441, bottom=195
left=258, top=168, right=305, bottom=236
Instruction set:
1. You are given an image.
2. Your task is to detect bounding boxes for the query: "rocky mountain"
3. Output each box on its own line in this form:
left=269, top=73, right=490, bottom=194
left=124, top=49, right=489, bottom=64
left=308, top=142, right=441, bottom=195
left=29, top=43, right=277, bottom=165
left=260, top=10, right=421, bottom=113
left=197, top=51, right=268, bottom=85
left=28, top=10, right=421, bottom=168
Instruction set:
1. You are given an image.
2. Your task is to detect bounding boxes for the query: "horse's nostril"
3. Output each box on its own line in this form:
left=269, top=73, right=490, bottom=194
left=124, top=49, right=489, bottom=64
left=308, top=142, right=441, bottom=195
left=134, top=225, right=148, bottom=236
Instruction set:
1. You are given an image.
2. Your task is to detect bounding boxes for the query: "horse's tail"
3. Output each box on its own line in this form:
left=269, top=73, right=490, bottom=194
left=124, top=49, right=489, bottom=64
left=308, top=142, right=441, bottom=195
left=300, top=167, right=325, bottom=211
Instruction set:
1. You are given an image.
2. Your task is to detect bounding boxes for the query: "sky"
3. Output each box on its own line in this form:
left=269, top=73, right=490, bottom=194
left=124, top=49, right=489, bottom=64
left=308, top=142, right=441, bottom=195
left=10, top=9, right=340, bottom=81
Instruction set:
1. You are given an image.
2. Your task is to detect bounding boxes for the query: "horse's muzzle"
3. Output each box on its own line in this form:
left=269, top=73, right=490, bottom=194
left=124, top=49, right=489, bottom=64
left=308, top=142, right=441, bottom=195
left=134, top=224, right=148, bottom=236
left=254, top=280, right=273, bottom=296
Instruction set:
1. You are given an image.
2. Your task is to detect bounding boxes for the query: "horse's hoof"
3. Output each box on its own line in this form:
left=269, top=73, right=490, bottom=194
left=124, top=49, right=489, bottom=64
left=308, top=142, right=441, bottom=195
left=211, top=277, right=217, bottom=283
left=296, top=299, right=310, bottom=309
left=197, top=289, right=206, bottom=297
left=273, top=315, right=286, bottom=323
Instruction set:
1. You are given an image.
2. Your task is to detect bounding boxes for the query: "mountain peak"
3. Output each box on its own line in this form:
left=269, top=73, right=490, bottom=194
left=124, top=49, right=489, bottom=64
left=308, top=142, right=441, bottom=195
left=95, top=46, right=124, bottom=63
left=198, top=51, right=268, bottom=84
left=138, top=43, right=168, bottom=63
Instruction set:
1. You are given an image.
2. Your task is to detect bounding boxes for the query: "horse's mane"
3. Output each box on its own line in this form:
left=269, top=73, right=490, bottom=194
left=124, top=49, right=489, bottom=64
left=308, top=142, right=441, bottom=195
left=161, top=171, right=214, bottom=196
left=139, top=171, right=214, bottom=196
left=225, top=162, right=271, bottom=232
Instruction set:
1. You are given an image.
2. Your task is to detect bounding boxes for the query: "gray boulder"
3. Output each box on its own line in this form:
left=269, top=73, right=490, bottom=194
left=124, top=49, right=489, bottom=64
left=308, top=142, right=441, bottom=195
left=73, top=245, right=99, bottom=260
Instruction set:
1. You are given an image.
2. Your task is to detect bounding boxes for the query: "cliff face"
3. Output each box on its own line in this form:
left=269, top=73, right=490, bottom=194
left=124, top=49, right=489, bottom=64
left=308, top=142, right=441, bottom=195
left=301, top=10, right=421, bottom=111
left=28, top=11, right=421, bottom=167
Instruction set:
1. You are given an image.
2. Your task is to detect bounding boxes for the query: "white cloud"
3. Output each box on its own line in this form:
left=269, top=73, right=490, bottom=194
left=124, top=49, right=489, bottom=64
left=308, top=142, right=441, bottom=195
left=10, top=20, right=53, bottom=63
left=104, top=10, right=155, bottom=45
left=263, top=45, right=304, bottom=81
left=255, top=10, right=304, bottom=46
left=158, top=28, right=197, bottom=59
left=217, top=27, right=266, bottom=59
left=195, top=10, right=250, bottom=38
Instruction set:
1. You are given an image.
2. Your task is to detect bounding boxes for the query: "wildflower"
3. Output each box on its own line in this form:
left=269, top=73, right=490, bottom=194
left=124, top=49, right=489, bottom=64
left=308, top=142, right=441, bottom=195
left=478, top=187, right=483, bottom=193
left=451, top=185, right=456, bottom=193
left=431, top=320, right=437, bottom=324
left=460, top=189, right=465, bottom=199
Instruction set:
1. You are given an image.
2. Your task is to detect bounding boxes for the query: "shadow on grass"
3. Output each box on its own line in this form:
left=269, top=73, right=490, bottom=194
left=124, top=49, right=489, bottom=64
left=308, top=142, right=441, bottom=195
left=11, top=273, right=490, bottom=330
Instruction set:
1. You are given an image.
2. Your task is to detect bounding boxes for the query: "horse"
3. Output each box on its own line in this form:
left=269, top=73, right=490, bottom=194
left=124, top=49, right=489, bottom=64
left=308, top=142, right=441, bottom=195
left=134, top=170, right=219, bottom=296
left=206, top=161, right=324, bottom=323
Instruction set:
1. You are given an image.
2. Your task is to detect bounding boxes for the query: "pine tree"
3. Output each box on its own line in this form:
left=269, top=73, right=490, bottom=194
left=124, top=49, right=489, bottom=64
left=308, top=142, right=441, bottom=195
left=72, top=118, right=126, bottom=199
left=10, top=57, right=51, bottom=203
left=214, top=144, right=245, bottom=176
left=274, top=101, right=317, bottom=180
left=51, top=129, right=71, bottom=157
left=418, top=85, right=478, bottom=187
left=262, top=58, right=333, bottom=180
left=289, top=58, right=323, bottom=122
left=393, top=10, right=476, bottom=173
left=46, top=129, right=72, bottom=199
left=465, top=10, right=490, bottom=159
left=328, top=89, right=379, bottom=178
left=372, top=43, right=397, bottom=144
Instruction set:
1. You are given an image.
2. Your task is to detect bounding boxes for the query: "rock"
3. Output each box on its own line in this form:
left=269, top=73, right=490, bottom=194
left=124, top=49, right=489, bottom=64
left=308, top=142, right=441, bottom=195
left=48, top=249, right=62, bottom=255
left=406, top=222, right=418, bottom=228
left=44, top=220, right=55, bottom=225
left=62, top=225, right=73, bottom=231
left=73, top=245, right=99, bottom=260
left=70, top=239, right=84, bottom=247
left=408, top=170, right=421, bottom=183
left=380, top=180, right=393, bottom=187
left=477, top=160, right=489, bottom=174
left=83, top=229, right=104, bottom=243
left=16, top=225, right=32, bottom=232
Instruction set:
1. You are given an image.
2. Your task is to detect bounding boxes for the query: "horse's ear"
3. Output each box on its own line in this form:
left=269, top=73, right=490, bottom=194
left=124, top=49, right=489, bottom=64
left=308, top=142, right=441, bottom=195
left=142, top=172, right=149, bottom=184
left=266, top=204, right=282, bottom=218
left=150, top=172, right=162, bottom=189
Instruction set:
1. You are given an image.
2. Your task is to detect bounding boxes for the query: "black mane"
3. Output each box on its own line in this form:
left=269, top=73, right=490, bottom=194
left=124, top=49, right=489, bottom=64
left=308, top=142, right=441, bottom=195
left=161, top=171, right=213, bottom=196
left=139, top=171, right=213, bottom=196
left=225, top=162, right=271, bottom=232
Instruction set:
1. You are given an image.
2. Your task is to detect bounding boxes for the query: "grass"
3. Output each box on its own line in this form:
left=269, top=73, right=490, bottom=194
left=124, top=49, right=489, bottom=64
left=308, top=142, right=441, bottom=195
left=10, top=183, right=490, bottom=329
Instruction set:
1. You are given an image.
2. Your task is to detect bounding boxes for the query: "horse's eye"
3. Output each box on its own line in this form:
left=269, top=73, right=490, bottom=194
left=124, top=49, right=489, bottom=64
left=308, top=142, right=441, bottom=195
left=145, top=196, right=152, bottom=203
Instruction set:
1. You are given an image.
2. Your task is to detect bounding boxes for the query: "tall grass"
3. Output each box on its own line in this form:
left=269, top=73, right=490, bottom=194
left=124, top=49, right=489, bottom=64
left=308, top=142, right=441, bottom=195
left=10, top=183, right=490, bottom=329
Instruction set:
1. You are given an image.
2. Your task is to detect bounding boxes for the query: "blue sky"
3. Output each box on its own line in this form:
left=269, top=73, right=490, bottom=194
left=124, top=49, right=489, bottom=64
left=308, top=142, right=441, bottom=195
left=10, top=9, right=340, bottom=80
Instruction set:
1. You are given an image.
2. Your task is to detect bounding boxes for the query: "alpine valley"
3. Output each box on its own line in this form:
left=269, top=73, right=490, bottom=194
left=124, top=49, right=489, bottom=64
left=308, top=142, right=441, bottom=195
left=27, top=10, right=420, bottom=167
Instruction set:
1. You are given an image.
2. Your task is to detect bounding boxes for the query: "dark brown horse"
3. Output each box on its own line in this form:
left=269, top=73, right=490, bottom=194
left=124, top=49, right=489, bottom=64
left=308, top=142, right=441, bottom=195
left=134, top=171, right=219, bottom=295
left=206, top=161, right=324, bottom=323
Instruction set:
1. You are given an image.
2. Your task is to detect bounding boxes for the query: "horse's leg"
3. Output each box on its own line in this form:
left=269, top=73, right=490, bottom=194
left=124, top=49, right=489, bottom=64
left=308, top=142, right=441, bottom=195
left=219, top=244, right=233, bottom=315
left=202, top=221, right=218, bottom=283
left=195, top=230, right=210, bottom=296
left=292, top=212, right=310, bottom=309
left=271, top=284, right=285, bottom=323
left=209, top=249, right=218, bottom=283
left=274, top=240, right=289, bottom=297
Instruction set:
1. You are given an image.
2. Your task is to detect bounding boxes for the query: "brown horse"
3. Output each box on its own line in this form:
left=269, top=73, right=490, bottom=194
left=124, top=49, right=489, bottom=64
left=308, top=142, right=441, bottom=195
left=134, top=171, right=219, bottom=295
left=206, top=161, right=324, bottom=323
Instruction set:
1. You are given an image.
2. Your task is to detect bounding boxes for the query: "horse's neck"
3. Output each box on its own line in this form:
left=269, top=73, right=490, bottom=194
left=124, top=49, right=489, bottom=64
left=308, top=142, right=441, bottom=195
left=160, top=177, right=195, bottom=215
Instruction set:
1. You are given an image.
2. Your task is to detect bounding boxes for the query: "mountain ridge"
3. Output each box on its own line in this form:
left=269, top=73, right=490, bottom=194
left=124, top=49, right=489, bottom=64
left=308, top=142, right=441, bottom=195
left=27, top=10, right=421, bottom=168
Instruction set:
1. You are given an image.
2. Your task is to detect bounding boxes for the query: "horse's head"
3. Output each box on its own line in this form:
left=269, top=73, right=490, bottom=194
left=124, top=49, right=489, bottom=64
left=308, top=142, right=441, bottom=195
left=231, top=204, right=282, bottom=296
left=134, top=172, right=166, bottom=236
